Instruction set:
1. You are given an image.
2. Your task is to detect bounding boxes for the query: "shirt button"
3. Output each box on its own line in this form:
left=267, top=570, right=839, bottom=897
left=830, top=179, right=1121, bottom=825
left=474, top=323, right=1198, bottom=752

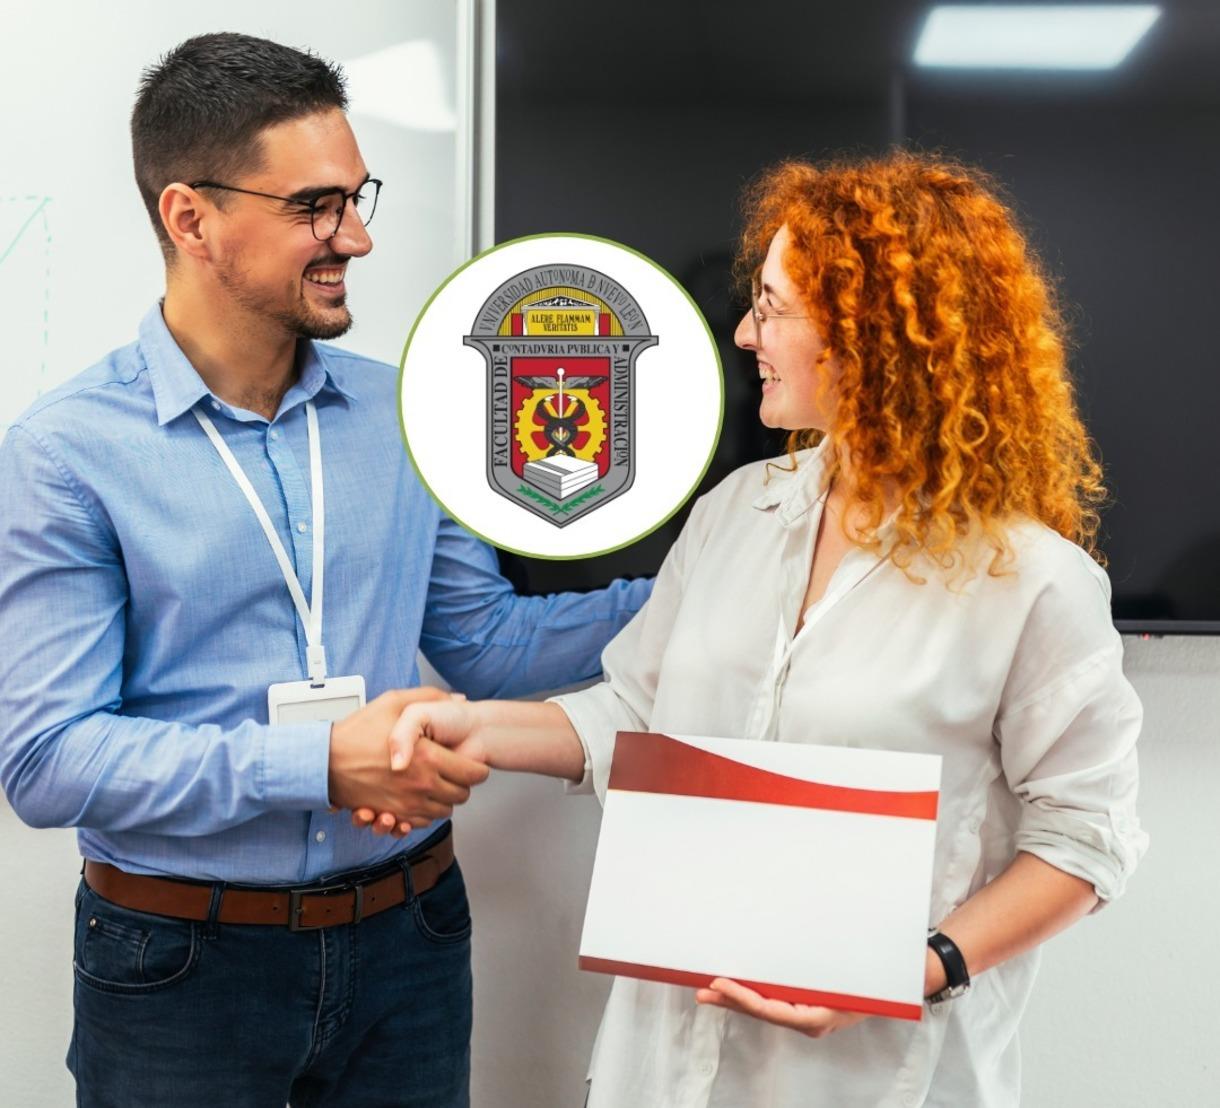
left=269, top=429, right=279, bottom=440
left=967, top=818, right=982, bottom=833
left=315, top=831, right=326, bottom=844
left=297, top=522, right=308, bottom=533
left=700, top=1061, right=714, bottom=1075
left=211, top=400, right=220, bottom=411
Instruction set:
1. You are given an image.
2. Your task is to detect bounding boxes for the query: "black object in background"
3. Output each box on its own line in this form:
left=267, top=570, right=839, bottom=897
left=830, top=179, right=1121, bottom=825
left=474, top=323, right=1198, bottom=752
left=495, top=0, right=1220, bottom=631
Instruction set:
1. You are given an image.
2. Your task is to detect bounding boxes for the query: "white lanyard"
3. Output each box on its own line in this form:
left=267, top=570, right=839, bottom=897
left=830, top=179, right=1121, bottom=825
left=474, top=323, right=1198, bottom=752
left=193, top=401, right=328, bottom=683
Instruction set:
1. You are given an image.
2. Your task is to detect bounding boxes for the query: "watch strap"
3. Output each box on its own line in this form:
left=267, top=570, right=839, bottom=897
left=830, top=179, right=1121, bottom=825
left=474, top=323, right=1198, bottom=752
left=927, top=930, right=971, bottom=1002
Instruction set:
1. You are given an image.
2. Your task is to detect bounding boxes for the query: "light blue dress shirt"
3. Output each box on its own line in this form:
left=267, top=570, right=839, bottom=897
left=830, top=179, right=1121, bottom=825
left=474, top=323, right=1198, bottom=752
left=0, top=303, right=652, bottom=884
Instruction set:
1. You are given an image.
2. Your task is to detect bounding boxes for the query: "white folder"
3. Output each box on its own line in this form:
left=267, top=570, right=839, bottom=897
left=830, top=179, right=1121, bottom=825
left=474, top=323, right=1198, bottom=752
left=579, top=732, right=942, bottom=1020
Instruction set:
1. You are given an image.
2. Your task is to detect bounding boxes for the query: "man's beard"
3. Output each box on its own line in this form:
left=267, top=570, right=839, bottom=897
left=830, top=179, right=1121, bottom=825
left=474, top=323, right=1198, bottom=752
left=216, top=256, right=354, bottom=341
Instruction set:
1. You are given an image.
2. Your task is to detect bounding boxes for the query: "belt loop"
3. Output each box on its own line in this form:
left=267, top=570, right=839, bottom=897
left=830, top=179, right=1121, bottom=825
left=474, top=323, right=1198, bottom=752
left=203, top=883, right=225, bottom=939
left=397, top=851, right=416, bottom=907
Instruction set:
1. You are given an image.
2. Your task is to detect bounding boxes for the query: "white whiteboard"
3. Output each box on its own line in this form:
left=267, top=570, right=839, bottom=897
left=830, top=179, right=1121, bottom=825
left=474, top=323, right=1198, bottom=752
left=0, top=0, right=485, bottom=435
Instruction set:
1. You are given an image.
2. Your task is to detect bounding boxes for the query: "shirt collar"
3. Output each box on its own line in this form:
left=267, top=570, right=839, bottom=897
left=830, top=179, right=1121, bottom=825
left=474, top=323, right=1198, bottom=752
left=751, top=437, right=835, bottom=528
left=753, top=437, right=905, bottom=545
left=139, top=301, right=356, bottom=427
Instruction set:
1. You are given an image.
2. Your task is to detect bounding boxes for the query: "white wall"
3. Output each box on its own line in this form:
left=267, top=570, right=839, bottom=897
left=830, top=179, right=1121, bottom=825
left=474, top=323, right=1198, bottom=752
left=4, top=636, right=1217, bottom=1106
left=1020, top=635, right=1220, bottom=1106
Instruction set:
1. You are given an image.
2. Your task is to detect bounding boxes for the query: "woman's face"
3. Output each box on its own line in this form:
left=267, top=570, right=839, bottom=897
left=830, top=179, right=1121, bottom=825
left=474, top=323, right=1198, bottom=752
left=734, top=224, right=837, bottom=432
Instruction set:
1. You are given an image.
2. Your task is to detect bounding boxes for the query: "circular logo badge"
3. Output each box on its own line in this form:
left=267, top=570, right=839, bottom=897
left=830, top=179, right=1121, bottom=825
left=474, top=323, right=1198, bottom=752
left=399, top=234, right=723, bottom=558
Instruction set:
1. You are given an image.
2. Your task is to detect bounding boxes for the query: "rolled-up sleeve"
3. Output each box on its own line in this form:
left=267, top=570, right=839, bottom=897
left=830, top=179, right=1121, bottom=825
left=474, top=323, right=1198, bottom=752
left=995, top=622, right=1149, bottom=907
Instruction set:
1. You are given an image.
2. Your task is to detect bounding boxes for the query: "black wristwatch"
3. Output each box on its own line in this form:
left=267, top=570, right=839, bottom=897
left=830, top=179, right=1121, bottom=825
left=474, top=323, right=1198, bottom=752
left=926, top=930, right=971, bottom=1004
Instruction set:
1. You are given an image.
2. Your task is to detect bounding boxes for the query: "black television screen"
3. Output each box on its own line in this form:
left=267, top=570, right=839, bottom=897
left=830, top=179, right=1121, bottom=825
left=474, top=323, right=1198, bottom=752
left=495, top=0, right=1220, bottom=633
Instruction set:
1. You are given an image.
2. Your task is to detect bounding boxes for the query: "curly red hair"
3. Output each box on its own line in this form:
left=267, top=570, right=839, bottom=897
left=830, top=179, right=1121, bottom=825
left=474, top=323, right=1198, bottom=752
left=737, top=152, right=1107, bottom=578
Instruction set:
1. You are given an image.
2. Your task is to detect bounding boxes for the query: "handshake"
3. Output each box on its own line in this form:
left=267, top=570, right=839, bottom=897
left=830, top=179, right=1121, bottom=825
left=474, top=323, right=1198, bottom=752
left=328, top=687, right=485, bottom=839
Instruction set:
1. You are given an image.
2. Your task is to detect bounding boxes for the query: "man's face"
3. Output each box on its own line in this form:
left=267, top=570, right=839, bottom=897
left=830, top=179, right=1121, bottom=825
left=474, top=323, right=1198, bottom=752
left=207, top=109, right=374, bottom=340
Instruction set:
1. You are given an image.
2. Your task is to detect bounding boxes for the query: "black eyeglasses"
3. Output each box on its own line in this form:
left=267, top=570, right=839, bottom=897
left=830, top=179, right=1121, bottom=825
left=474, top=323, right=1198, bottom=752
left=188, top=177, right=383, bottom=241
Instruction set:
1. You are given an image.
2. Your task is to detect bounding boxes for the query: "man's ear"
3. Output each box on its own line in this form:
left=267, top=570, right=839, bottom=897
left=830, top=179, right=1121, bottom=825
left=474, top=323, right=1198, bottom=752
left=160, top=183, right=212, bottom=263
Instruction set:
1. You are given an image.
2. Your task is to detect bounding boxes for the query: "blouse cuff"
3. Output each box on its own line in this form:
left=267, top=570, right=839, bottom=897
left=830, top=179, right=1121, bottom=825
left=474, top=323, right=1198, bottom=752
left=547, top=683, right=636, bottom=804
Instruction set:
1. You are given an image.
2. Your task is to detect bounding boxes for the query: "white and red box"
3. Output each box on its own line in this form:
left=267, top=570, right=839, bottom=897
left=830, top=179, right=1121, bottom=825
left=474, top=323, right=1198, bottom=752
left=578, top=731, right=942, bottom=1020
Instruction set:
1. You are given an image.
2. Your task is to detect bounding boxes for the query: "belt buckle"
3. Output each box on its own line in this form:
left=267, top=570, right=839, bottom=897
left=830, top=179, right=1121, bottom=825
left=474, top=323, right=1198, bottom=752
left=288, top=881, right=364, bottom=932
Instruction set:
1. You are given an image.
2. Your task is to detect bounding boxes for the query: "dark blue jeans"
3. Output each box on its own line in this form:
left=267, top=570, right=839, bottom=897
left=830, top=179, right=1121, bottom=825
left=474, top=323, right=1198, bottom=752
left=67, top=837, right=472, bottom=1108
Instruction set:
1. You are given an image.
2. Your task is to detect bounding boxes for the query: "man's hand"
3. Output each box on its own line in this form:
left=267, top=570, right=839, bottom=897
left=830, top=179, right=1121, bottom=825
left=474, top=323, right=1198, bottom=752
left=328, top=689, right=489, bottom=833
left=694, top=978, right=871, bottom=1038
left=350, top=697, right=484, bottom=838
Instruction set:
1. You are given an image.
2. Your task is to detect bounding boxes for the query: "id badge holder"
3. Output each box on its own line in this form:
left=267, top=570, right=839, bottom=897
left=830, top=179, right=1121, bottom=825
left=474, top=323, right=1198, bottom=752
left=268, top=674, right=367, bottom=724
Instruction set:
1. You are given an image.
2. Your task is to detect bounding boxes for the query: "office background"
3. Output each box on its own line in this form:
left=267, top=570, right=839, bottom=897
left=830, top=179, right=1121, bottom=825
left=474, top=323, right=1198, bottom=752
left=2, top=1, right=1218, bottom=1105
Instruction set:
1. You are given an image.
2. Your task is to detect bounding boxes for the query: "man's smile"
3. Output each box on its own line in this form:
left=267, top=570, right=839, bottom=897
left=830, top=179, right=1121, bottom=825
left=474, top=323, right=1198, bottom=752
left=304, top=262, right=347, bottom=293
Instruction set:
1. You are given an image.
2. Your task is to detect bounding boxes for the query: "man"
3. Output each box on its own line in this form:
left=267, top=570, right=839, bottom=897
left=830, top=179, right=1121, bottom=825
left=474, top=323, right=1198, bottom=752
left=0, top=33, right=650, bottom=1107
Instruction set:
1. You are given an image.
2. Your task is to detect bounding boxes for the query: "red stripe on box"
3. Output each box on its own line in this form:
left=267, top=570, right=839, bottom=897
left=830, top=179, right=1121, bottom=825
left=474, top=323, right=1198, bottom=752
left=510, top=313, right=523, bottom=335
left=608, top=732, right=938, bottom=821
left=578, top=956, right=923, bottom=1021
left=598, top=313, right=611, bottom=335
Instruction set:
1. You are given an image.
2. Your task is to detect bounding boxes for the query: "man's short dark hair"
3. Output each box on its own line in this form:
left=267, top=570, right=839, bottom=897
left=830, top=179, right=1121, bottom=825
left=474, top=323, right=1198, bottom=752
left=131, top=32, right=348, bottom=260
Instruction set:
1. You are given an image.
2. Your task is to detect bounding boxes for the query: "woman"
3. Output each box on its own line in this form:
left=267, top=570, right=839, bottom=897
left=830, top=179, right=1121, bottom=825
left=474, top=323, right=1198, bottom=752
left=369, top=153, right=1148, bottom=1106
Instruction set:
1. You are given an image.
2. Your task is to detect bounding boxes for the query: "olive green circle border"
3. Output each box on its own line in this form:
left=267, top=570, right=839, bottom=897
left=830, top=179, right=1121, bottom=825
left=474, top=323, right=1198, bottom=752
left=397, top=231, right=726, bottom=561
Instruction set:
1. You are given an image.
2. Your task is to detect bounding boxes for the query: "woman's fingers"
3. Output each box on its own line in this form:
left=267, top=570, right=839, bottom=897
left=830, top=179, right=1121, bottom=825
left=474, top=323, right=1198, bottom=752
left=387, top=699, right=475, bottom=771
left=695, top=978, right=768, bottom=1016
left=388, top=705, right=425, bottom=771
left=695, top=978, right=859, bottom=1038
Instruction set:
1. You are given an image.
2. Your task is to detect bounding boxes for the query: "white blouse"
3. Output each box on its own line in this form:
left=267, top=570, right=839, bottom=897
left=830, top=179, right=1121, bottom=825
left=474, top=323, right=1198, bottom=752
left=553, top=440, right=1148, bottom=1108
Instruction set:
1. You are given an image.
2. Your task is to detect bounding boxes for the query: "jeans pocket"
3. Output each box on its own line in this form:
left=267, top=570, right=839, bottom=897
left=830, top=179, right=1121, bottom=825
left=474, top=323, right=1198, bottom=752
left=411, top=861, right=473, bottom=945
left=73, top=886, right=200, bottom=994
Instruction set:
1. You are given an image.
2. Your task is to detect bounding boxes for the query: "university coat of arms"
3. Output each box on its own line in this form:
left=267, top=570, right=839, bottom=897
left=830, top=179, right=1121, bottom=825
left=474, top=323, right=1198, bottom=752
left=463, top=264, right=658, bottom=527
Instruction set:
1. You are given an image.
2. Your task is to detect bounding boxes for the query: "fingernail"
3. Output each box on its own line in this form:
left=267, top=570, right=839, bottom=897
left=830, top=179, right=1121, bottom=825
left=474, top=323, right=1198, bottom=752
left=390, top=754, right=404, bottom=770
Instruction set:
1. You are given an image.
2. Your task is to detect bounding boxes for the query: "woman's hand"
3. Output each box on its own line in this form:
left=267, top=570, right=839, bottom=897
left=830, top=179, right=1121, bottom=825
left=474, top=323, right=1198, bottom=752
left=694, top=978, right=871, bottom=1039
left=386, top=695, right=483, bottom=768
left=350, top=694, right=482, bottom=837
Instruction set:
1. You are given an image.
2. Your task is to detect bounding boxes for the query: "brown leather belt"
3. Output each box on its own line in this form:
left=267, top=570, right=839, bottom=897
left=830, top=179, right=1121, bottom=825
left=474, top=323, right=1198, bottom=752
left=83, top=832, right=454, bottom=932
